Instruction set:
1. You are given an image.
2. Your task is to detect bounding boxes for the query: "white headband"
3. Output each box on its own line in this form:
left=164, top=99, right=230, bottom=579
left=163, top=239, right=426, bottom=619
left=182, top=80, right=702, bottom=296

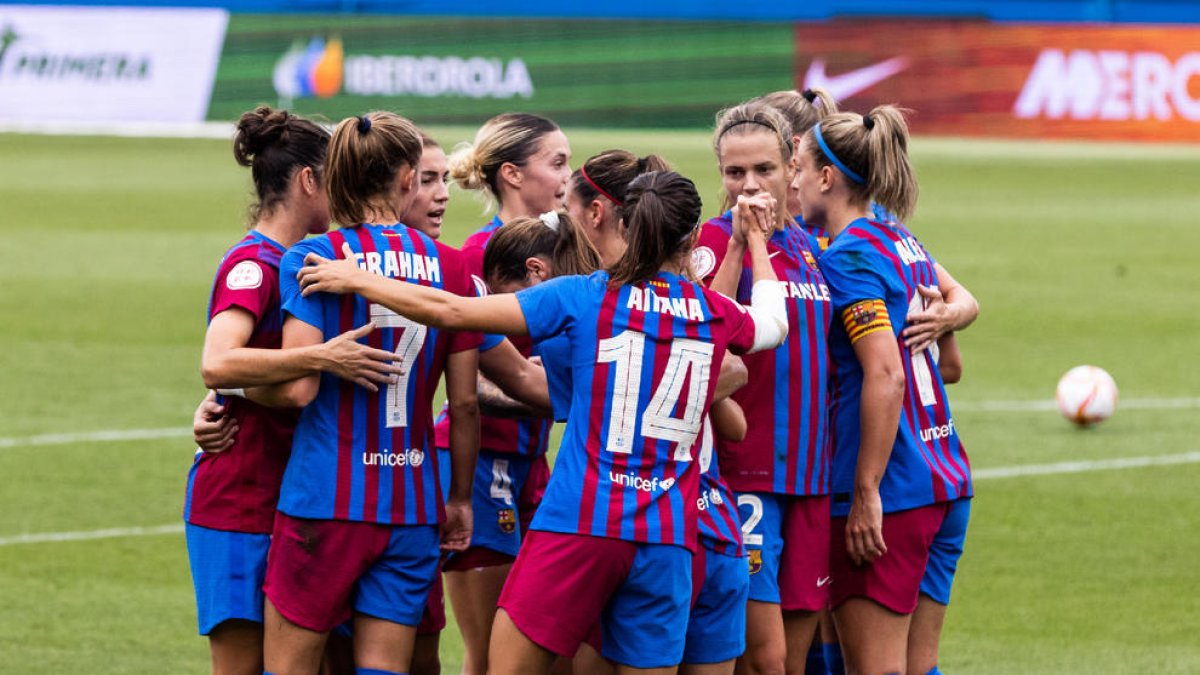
left=539, top=211, right=560, bottom=232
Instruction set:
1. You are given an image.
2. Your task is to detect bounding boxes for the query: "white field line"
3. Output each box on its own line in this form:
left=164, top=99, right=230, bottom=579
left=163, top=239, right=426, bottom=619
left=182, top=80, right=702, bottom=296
left=0, top=427, right=192, bottom=449
left=3, top=452, right=1200, bottom=547
left=954, top=397, right=1200, bottom=412
left=0, top=523, right=183, bottom=546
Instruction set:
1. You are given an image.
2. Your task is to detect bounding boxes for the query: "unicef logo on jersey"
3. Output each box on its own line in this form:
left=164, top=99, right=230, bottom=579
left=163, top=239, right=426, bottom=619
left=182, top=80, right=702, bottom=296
left=608, top=470, right=675, bottom=494
left=362, top=448, right=425, bottom=468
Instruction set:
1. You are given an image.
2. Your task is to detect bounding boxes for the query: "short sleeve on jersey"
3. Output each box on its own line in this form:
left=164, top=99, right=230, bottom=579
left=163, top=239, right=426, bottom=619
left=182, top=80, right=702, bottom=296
left=514, top=273, right=597, bottom=343
left=279, top=237, right=336, bottom=330
left=480, top=333, right=506, bottom=352
left=820, top=244, right=890, bottom=313
left=706, top=289, right=758, bottom=355
left=210, top=259, right=277, bottom=323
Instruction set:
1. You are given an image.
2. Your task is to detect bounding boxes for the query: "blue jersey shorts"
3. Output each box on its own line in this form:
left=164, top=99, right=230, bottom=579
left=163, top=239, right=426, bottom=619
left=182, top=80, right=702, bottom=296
left=921, top=497, right=971, bottom=605
left=683, top=546, right=749, bottom=664
left=438, top=447, right=534, bottom=558
left=736, top=491, right=787, bottom=603
left=185, top=522, right=270, bottom=635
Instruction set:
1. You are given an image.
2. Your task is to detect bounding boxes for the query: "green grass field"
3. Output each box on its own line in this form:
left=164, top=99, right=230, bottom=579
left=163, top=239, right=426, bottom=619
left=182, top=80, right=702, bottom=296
left=2, top=128, right=1199, bottom=673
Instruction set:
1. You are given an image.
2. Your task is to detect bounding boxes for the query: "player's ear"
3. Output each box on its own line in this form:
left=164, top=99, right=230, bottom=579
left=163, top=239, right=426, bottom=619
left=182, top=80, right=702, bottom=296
left=399, top=164, right=417, bottom=193
left=819, top=164, right=836, bottom=193
left=588, top=199, right=605, bottom=229
left=525, top=256, right=550, bottom=281
left=499, top=161, right=522, bottom=190
left=298, top=166, right=318, bottom=196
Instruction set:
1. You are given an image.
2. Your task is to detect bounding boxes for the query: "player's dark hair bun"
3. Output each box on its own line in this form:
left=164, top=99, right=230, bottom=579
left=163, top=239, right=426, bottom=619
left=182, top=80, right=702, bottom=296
left=234, top=106, right=293, bottom=167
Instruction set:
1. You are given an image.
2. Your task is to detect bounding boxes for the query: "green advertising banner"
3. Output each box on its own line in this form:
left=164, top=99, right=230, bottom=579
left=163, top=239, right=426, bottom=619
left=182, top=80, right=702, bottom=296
left=209, top=15, right=794, bottom=128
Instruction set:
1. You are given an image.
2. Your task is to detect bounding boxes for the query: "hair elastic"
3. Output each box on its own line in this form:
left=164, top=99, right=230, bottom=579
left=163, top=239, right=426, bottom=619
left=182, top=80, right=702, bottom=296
left=802, top=89, right=818, bottom=104
left=580, top=164, right=623, bottom=207
left=356, top=115, right=372, bottom=134
left=539, top=211, right=561, bottom=232
left=862, top=114, right=876, bottom=130
left=813, top=122, right=865, bottom=185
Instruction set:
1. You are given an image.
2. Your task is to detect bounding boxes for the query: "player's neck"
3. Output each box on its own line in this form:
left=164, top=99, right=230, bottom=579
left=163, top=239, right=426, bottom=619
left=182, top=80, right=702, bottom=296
left=822, top=201, right=873, bottom=241
left=254, top=205, right=312, bottom=249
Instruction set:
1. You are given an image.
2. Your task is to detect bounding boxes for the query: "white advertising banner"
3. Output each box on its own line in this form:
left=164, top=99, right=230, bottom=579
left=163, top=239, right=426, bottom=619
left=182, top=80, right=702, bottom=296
left=0, top=6, right=227, bottom=123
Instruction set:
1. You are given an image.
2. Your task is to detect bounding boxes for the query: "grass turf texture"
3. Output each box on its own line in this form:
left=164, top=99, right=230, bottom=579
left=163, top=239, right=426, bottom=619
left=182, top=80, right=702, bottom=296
left=1, top=128, right=1198, bottom=673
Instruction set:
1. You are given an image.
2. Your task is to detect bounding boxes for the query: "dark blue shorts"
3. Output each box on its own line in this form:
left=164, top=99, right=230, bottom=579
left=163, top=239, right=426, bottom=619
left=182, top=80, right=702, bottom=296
left=921, top=497, right=971, bottom=605
left=683, top=546, right=749, bottom=664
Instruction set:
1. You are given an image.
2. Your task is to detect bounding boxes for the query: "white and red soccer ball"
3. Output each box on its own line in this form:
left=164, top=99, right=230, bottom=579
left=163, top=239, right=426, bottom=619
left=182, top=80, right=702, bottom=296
left=1056, top=365, right=1118, bottom=426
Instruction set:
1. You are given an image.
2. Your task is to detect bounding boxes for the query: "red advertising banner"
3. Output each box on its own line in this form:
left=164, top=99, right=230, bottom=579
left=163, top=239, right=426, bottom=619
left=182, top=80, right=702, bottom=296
left=794, top=20, right=1200, bottom=142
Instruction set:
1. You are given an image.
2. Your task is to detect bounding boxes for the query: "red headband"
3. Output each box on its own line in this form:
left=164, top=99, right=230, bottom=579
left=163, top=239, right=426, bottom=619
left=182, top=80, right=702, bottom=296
left=580, top=164, right=623, bottom=207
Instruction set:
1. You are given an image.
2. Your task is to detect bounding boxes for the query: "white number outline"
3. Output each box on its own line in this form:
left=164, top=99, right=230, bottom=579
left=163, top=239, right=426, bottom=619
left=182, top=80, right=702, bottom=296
left=489, top=458, right=514, bottom=505
left=369, top=303, right=428, bottom=428
left=596, top=330, right=714, bottom=461
left=737, top=494, right=765, bottom=547
left=906, top=292, right=938, bottom=408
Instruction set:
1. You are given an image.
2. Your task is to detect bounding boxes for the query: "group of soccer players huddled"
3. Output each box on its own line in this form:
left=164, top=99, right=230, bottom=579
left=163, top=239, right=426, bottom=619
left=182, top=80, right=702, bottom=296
left=186, top=87, right=978, bottom=675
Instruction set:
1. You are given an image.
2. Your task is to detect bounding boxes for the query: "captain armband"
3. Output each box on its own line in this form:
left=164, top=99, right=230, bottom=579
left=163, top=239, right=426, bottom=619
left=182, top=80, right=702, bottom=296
left=841, top=300, right=891, bottom=344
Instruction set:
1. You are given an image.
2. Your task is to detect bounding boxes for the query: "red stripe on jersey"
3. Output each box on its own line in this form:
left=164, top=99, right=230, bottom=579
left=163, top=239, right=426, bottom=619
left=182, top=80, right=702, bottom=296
left=617, top=288, right=650, bottom=541
left=801, top=290, right=819, bottom=494
left=329, top=229, right=356, bottom=521
left=356, top=228, right=382, bottom=522
left=643, top=286, right=676, bottom=545
left=406, top=228, right=431, bottom=522
left=580, top=289, right=620, bottom=538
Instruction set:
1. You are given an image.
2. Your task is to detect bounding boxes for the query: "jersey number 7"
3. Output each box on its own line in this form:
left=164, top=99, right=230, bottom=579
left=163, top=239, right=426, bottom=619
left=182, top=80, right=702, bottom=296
left=370, top=303, right=428, bottom=428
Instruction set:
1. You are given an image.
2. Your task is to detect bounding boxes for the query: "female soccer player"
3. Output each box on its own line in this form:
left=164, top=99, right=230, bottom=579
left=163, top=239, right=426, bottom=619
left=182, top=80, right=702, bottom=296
left=187, top=106, right=402, bottom=675
left=692, top=101, right=834, bottom=675
left=431, top=112, right=571, bottom=675
left=246, top=111, right=482, bottom=675
left=296, top=170, right=790, bottom=675
left=795, top=107, right=973, bottom=675
left=566, top=149, right=670, bottom=265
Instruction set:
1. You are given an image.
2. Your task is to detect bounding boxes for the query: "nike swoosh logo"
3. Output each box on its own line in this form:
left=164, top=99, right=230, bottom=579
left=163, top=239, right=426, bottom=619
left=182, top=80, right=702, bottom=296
left=816, top=576, right=832, bottom=587
left=803, top=56, right=910, bottom=102
left=768, top=251, right=782, bottom=259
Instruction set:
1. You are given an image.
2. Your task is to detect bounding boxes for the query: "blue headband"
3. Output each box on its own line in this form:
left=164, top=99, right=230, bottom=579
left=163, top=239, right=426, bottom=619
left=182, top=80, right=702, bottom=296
left=813, top=122, right=865, bottom=185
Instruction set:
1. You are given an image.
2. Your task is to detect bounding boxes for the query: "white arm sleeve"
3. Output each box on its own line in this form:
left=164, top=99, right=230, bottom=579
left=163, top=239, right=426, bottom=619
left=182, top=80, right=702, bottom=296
left=745, top=280, right=788, bottom=353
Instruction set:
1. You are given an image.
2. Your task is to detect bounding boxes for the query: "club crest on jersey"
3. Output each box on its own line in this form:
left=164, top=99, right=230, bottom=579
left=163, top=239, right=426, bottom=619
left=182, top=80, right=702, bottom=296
left=690, top=246, right=717, bottom=279
left=802, top=249, right=820, bottom=272
left=497, top=508, right=516, bottom=534
left=748, top=549, right=763, bottom=575
left=851, top=302, right=877, bottom=327
left=226, top=260, right=263, bottom=290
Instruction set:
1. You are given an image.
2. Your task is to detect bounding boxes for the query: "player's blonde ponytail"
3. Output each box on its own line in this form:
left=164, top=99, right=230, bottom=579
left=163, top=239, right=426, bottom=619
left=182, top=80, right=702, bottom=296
left=326, top=111, right=423, bottom=228
left=757, top=86, right=839, bottom=138
left=803, top=105, right=917, bottom=222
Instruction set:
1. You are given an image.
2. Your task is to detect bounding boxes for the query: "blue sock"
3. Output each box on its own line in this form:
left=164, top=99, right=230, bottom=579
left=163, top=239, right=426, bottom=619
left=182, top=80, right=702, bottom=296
left=355, top=670, right=405, bottom=675
left=927, top=668, right=943, bottom=675
left=822, top=641, right=845, bottom=675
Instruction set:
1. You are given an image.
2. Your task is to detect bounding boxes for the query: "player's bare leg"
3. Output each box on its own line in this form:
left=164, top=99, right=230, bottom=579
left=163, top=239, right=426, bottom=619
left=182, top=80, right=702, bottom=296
left=818, top=609, right=843, bottom=674
left=411, top=632, right=442, bottom=675
left=616, top=666, right=677, bottom=675
left=736, top=601, right=786, bottom=675
left=321, top=629, right=354, bottom=675
left=487, top=608, right=557, bottom=675
left=782, top=610, right=820, bottom=675
left=680, top=660, right=734, bottom=675
left=832, top=599, right=910, bottom=675
left=208, top=619, right=263, bottom=675
left=446, top=562, right=512, bottom=674
left=263, top=599, right=328, bottom=675
left=353, top=613, right=417, bottom=673
left=574, top=643, right=616, bottom=675
left=906, top=594, right=946, bottom=675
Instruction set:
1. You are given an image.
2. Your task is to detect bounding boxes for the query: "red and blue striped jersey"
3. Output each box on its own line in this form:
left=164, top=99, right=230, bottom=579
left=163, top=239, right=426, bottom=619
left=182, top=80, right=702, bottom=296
left=277, top=224, right=481, bottom=525
left=434, top=216, right=551, bottom=457
left=693, top=215, right=833, bottom=497
left=185, top=231, right=299, bottom=534
left=695, top=417, right=744, bottom=557
left=798, top=205, right=896, bottom=251
left=820, top=219, right=972, bottom=517
left=516, top=270, right=759, bottom=551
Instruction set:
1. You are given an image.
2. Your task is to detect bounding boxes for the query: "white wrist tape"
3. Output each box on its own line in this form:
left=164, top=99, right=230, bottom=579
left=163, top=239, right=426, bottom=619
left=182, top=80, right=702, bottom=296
left=747, top=280, right=789, bottom=353
left=216, top=388, right=246, bottom=398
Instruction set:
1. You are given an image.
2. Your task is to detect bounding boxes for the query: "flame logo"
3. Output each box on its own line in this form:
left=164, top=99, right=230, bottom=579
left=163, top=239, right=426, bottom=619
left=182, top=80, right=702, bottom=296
left=273, top=35, right=343, bottom=102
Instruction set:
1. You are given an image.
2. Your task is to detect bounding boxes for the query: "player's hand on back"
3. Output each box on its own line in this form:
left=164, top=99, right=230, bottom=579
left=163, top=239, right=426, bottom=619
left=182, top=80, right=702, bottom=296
left=319, top=322, right=405, bottom=392
left=902, top=284, right=951, bottom=354
left=298, top=243, right=370, bottom=296
left=440, top=499, right=473, bottom=552
left=193, top=390, right=237, bottom=454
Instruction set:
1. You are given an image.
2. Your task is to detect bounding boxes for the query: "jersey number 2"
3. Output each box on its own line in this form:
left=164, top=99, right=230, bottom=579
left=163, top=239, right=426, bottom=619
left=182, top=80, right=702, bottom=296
left=596, top=330, right=714, bottom=461
left=370, top=303, right=428, bottom=428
